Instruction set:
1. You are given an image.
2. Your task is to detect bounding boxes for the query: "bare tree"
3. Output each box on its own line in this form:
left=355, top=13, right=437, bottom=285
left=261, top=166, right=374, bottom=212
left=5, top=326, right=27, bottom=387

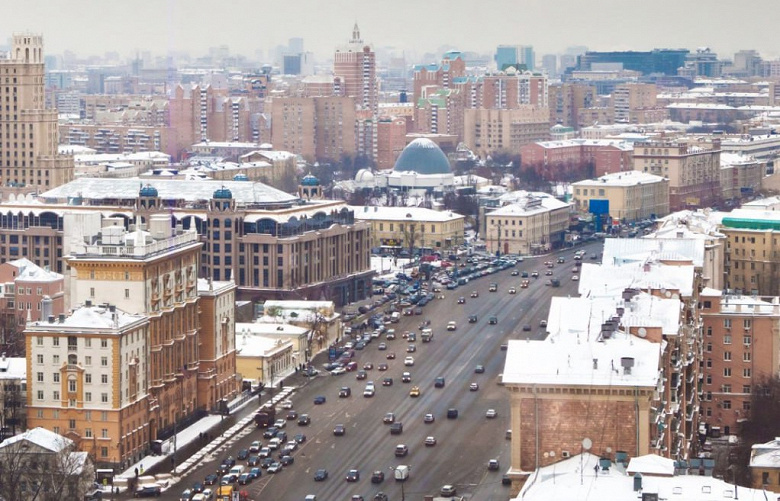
left=402, top=222, right=419, bottom=257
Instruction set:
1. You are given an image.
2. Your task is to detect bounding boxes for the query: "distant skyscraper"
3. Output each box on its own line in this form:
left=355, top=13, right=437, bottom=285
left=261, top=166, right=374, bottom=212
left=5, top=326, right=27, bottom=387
left=541, top=54, right=558, bottom=77
left=494, top=45, right=535, bottom=71
left=334, top=23, right=377, bottom=114
left=0, top=33, right=74, bottom=190
left=288, top=37, right=304, bottom=54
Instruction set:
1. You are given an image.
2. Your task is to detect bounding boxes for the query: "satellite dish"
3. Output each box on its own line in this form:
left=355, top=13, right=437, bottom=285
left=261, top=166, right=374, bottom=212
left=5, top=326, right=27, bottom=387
left=606, top=447, right=612, bottom=454
left=665, top=291, right=672, bottom=298
left=582, top=438, right=593, bottom=451
left=550, top=451, right=556, bottom=458
left=637, top=327, right=647, bottom=338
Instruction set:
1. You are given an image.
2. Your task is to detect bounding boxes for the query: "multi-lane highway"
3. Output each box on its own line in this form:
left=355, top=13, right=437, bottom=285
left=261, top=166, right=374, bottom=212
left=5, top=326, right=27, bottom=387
left=163, top=242, right=603, bottom=501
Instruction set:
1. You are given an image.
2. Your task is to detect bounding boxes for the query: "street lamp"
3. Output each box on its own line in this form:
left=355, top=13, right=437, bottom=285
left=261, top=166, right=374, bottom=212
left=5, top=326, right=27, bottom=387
left=389, top=465, right=410, bottom=501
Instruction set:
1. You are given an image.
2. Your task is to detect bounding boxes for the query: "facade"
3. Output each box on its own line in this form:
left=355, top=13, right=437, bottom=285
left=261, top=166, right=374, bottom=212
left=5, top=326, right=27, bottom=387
left=494, top=45, right=535, bottom=71
left=699, top=290, right=780, bottom=435
left=484, top=192, right=570, bottom=255
left=60, top=124, right=171, bottom=157
left=376, top=116, right=408, bottom=170
left=258, top=300, right=341, bottom=356
left=548, top=83, right=598, bottom=129
left=612, top=83, right=659, bottom=123
left=576, top=49, right=689, bottom=75
left=0, top=355, right=26, bottom=437
left=0, top=258, right=65, bottom=332
left=25, top=304, right=150, bottom=469
left=572, top=171, right=670, bottom=223
left=0, top=34, right=74, bottom=191
left=520, top=139, right=634, bottom=178
left=720, top=209, right=780, bottom=296
left=412, top=51, right=467, bottom=108
left=750, top=438, right=780, bottom=493
left=719, top=152, right=764, bottom=201
left=633, top=140, right=721, bottom=211
left=334, top=24, right=377, bottom=115
left=195, top=278, right=239, bottom=413
left=463, top=107, right=550, bottom=157
left=234, top=328, right=294, bottom=388
left=351, top=206, right=466, bottom=251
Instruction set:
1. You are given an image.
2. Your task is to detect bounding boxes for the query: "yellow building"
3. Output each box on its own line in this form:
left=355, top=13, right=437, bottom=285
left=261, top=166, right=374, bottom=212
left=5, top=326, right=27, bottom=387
left=351, top=206, right=465, bottom=252
left=720, top=208, right=780, bottom=296
left=485, top=192, right=570, bottom=255
left=750, top=438, right=780, bottom=493
left=572, top=171, right=670, bottom=224
left=235, top=327, right=296, bottom=388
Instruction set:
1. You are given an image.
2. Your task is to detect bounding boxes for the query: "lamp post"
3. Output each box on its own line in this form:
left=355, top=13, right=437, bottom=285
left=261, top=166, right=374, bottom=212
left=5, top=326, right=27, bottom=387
left=389, top=465, right=409, bottom=501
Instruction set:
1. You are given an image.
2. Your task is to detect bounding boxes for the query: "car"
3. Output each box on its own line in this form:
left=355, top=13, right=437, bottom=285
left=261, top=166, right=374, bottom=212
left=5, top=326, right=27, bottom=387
left=489, top=283, right=498, bottom=291
left=180, top=488, right=194, bottom=500
left=221, top=456, right=236, bottom=468
left=238, top=473, right=253, bottom=485
left=395, top=444, right=409, bottom=457
left=470, top=382, right=479, bottom=391
left=441, top=485, right=457, bottom=496
left=404, top=356, right=415, bottom=366
left=267, top=462, right=283, bottom=474
left=268, top=437, right=282, bottom=450
left=521, top=271, right=529, bottom=278
left=390, top=422, right=403, bottom=435
left=386, top=330, right=396, bottom=340
left=248, top=467, right=262, bottom=480
left=383, top=412, right=395, bottom=424
left=407, top=343, right=416, bottom=352
left=434, top=376, right=445, bottom=388
left=371, top=470, right=385, bottom=483
left=351, top=496, right=364, bottom=501
left=346, top=469, right=360, bottom=482
left=545, top=269, right=553, bottom=276
left=521, top=279, right=530, bottom=288
left=508, top=287, right=516, bottom=294
left=425, top=436, right=437, bottom=446
left=468, top=314, right=478, bottom=323
left=511, top=269, right=519, bottom=276
left=407, top=332, right=417, bottom=342
left=447, top=408, right=459, bottom=419
left=334, top=424, right=346, bottom=436
left=204, top=474, right=219, bottom=486
left=424, top=413, right=435, bottom=423
left=401, top=371, right=412, bottom=383
left=356, top=370, right=368, bottom=380
left=475, top=364, right=485, bottom=373
left=373, top=493, right=389, bottom=501
left=246, top=455, right=261, bottom=467
left=457, top=296, right=465, bottom=304
left=409, top=385, right=421, bottom=397
left=313, top=395, right=326, bottom=405
left=331, top=366, right=347, bottom=375
left=531, top=271, right=539, bottom=278
left=447, top=321, right=457, bottom=331
left=274, top=418, right=287, bottom=429
left=363, top=362, right=374, bottom=370
left=471, top=291, right=479, bottom=298
left=298, top=413, right=311, bottom=425
left=221, top=474, right=238, bottom=485
left=249, top=440, right=262, bottom=453
left=383, top=377, right=393, bottom=386
left=486, top=408, right=498, bottom=418
left=339, top=386, right=351, bottom=398
left=378, top=342, right=387, bottom=350
left=286, top=409, right=298, bottom=420
left=522, top=324, right=532, bottom=331
left=557, top=257, right=565, bottom=263
left=281, top=399, right=293, bottom=409
left=237, top=448, right=249, bottom=460
left=191, top=482, right=205, bottom=494
left=378, top=363, right=389, bottom=371
left=134, top=484, right=162, bottom=497
left=314, top=469, right=328, bottom=481
left=572, top=275, right=579, bottom=281
left=386, top=352, right=396, bottom=359
left=502, top=474, right=512, bottom=485
left=489, top=316, right=498, bottom=325
left=280, top=455, right=294, bottom=466
left=591, top=253, right=599, bottom=260
left=540, top=319, right=547, bottom=327
left=294, top=433, right=307, bottom=443
left=258, top=447, right=272, bottom=459
left=488, top=459, right=500, bottom=471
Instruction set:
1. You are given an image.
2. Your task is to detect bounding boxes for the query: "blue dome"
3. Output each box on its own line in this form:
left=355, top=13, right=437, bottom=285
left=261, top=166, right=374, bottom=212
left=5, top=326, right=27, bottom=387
left=139, top=184, right=158, bottom=197
left=213, top=187, right=233, bottom=200
left=393, top=138, right=451, bottom=175
left=301, top=174, right=320, bottom=186
left=233, top=174, right=249, bottom=181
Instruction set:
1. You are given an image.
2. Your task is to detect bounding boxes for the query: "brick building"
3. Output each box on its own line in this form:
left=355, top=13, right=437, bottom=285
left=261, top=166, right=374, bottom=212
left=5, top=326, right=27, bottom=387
left=520, top=139, right=634, bottom=178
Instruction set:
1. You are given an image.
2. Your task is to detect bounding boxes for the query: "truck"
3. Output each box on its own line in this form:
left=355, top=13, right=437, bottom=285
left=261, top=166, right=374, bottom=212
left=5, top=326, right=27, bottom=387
left=421, top=328, right=433, bottom=343
left=394, top=464, right=410, bottom=481
left=254, top=406, right=276, bottom=428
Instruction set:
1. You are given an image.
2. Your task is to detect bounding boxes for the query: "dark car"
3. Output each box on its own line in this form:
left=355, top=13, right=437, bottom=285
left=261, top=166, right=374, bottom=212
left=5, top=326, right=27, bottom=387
left=374, top=493, right=389, bottom=501
left=314, top=395, right=326, bottom=405
left=238, top=473, right=253, bottom=485
left=489, top=316, right=498, bottom=325
left=280, top=455, right=294, bottom=466
left=346, top=469, right=360, bottom=482
left=356, top=369, right=368, bottom=380
left=294, top=433, right=307, bottom=443
left=314, top=469, right=329, bottom=481
left=383, top=377, right=393, bottom=386
left=334, top=424, right=346, bottom=436
left=390, top=422, right=403, bottom=435
left=468, top=314, right=478, bottom=323
left=191, top=482, right=204, bottom=493
left=237, top=448, right=249, bottom=460
left=435, top=376, right=445, bottom=388
left=371, top=470, right=385, bottom=483
left=221, top=456, right=236, bottom=468
left=522, top=324, right=532, bottom=331
left=286, top=410, right=298, bottom=420
left=263, top=427, right=278, bottom=439
left=298, top=414, right=311, bottom=425
left=339, top=386, right=351, bottom=398
left=447, top=408, right=459, bottom=419
left=475, top=364, right=485, bottom=373
left=204, top=474, right=219, bottom=485
left=247, top=455, right=261, bottom=466
left=134, top=485, right=162, bottom=498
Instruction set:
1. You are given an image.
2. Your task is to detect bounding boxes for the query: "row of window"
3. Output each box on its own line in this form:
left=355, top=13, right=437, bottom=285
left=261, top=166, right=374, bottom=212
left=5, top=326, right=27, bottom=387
left=36, top=371, right=109, bottom=384
left=36, top=336, right=109, bottom=348
left=36, top=390, right=109, bottom=402
left=36, top=354, right=108, bottom=366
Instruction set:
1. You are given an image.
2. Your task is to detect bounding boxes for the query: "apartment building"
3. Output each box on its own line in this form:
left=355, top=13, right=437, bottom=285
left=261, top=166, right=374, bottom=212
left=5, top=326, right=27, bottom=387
left=376, top=116, right=407, bottom=170
left=721, top=209, right=780, bottom=296
left=699, top=290, right=780, bottom=435
left=0, top=355, right=26, bottom=438
left=633, top=140, right=721, bottom=211
left=548, top=83, right=597, bottom=129
left=351, top=206, right=466, bottom=251
left=59, top=124, right=170, bottom=157
left=719, top=152, right=764, bottom=200
left=484, top=192, right=570, bottom=255
left=333, top=24, right=377, bottom=115
left=520, top=139, right=634, bottom=178
left=0, top=34, right=74, bottom=191
left=572, top=171, right=669, bottom=223
left=463, top=106, right=550, bottom=157
left=612, top=83, right=658, bottom=123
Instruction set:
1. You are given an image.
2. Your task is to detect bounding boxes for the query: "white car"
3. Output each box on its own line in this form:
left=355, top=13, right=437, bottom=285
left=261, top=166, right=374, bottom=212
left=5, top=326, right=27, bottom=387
left=281, top=399, right=293, bottom=409
left=404, top=356, right=415, bottom=366
left=486, top=408, right=498, bottom=419
left=331, top=367, right=347, bottom=375
left=249, top=440, right=262, bottom=453
left=446, top=321, right=457, bottom=331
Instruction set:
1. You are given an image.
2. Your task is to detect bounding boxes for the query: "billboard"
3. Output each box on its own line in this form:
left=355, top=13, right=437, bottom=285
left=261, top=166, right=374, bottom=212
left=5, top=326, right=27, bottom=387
left=589, top=199, right=610, bottom=216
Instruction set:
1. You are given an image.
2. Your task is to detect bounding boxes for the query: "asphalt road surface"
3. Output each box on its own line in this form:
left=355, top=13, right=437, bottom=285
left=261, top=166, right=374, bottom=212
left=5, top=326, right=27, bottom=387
left=159, top=242, right=603, bottom=501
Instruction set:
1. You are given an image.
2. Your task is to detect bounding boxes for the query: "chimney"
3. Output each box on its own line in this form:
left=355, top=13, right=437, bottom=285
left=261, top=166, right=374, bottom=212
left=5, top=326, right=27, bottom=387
left=109, top=305, right=116, bottom=313
left=593, top=358, right=598, bottom=370
left=621, top=357, right=635, bottom=375
left=42, top=295, right=53, bottom=320
left=48, top=315, right=55, bottom=324
left=85, top=300, right=92, bottom=307
left=633, top=472, right=643, bottom=491
left=58, top=314, right=66, bottom=323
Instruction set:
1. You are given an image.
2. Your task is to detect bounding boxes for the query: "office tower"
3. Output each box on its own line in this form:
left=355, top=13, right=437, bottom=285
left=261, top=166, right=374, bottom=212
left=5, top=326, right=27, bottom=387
left=334, top=24, right=377, bottom=115
left=541, top=54, right=557, bottom=77
left=577, top=49, right=689, bottom=76
left=0, top=34, right=74, bottom=190
left=288, top=37, right=304, bottom=55
left=494, top=45, right=535, bottom=71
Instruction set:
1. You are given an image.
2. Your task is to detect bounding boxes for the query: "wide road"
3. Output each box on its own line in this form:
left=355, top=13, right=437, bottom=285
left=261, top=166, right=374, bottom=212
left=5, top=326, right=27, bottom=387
left=165, top=242, right=603, bottom=501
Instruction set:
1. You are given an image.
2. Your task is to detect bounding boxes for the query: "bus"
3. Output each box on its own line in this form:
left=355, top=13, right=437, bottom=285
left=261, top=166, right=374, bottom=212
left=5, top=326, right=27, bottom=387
left=217, top=485, right=236, bottom=501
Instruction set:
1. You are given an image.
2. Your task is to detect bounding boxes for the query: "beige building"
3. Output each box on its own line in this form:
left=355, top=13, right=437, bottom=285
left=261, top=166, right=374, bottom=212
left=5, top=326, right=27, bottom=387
left=259, top=300, right=342, bottom=357
left=572, top=171, right=670, bottom=223
left=612, top=83, right=658, bottom=123
left=485, top=192, right=570, bottom=255
left=720, top=152, right=764, bottom=200
left=463, top=106, right=550, bottom=157
left=0, top=34, right=74, bottom=192
left=633, top=140, right=721, bottom=211
left=720, top=208, right=780, bottom=295
left=351, top=206, right=466, bottom=252
left=234, top=326, right=296, bottom=387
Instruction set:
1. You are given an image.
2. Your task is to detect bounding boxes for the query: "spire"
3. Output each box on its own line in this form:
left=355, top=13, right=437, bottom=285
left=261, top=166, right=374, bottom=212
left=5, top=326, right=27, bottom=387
left=352, top=22, right=362, bottom=43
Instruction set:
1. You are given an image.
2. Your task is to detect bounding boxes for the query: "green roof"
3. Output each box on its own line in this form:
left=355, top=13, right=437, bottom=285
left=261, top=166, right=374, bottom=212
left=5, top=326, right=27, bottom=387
left=721, top=217, right=780, bottom=231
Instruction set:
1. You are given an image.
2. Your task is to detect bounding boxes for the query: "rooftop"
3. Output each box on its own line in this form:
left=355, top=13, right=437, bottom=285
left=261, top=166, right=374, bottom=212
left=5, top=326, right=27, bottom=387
left=0, top=427, right=73, bottom=453
left=488, top=192, right=569, bottom=217
left=579, top=261, right=696, bottom=299
left=26, top=303, right=147, bottom=331
left=573, top=171, right=667, bottom=187
left=0, top=356, right=26, bottom=379
left=392, top=138, right=452, bottom=175
left=235, top=328, right=295, bottom=358
left=6, top=258, right=63, bottom=282
left=350, top=205, right=464, bottom=222
left=602, top=237, right=705, bottom=268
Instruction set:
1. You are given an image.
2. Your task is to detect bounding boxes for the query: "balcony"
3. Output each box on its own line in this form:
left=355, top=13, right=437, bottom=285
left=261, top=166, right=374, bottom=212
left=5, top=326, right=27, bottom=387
left=68, top=344, right=78, bottom=352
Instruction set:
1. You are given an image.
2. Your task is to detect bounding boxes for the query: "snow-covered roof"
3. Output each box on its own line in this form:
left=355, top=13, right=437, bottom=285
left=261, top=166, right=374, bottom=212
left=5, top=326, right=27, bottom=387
left=196, top=278, right=234, bottom=295
left=534, top=138, right=634, bottom=151
left=720, top=152, right=760, bottom=166
left=602, top=237, right=705, bottom=268
left=626, top=454, right=676, bottom=476
left=750, top=438, right=780, bottom=468
left=488, top=193, right=569, bottom=217
left=0, top=427, right=73, bottom=453
left=26, top=304, right=147, bottom=331
left=0, top=356, right=26, bottom=380
left=573, top=171, right=666, bottom=187
left=235, top=328, right=295, bottom=358
left=6, top=258, right=63, bottom=282
left=579, top=261, right=695, bottom=298
left=350, top=206, right=465, bottom=223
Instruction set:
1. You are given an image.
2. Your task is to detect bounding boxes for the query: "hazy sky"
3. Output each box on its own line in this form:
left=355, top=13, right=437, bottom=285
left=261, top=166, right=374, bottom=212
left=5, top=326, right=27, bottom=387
left=4, top=0, right=780, bottom=62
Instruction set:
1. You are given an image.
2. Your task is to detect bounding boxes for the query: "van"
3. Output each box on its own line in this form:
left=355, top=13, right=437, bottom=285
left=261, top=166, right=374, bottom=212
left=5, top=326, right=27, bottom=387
left=229, top=465, right=246, bottom=477
left=390, top=312, right=400, bottom=323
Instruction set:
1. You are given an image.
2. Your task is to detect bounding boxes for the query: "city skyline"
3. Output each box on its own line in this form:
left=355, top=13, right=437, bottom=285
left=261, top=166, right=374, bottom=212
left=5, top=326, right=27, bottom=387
left=3, top=0, right=780, bottom=63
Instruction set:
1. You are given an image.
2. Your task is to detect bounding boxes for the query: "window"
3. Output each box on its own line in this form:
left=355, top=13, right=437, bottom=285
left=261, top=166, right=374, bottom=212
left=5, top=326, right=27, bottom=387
left=101, top=374, right=108, bottom=384
left=101, top=356, right=108, bottom=367
left=53, top=355, right=59, bottom=364
left=37, top=372, right=43, bottom=382
left=101, top=339, right=108, bottom=348
left=68, top=380, right=76, bottom=392
left=723, top=351, right=731, bottom=361
left=36, top=409, right=43, bottom=418
left=724, top=367, right=732, bottom=377
left=703, top=301, right=711, bottom=309
left=722, top=400, right=731, bottom=409
left=36, top=354, right=43, bottom=364
left=53, top=391, right=59, bottom=400
left=101, top=393, right=108, bottom=403
left=37, top=390, right=43, bottom=400
left=101, top=428, right=109, bottom=438
left=53, top=373, right=60, bottom=383
left=85, top=338, right=91, bottom=348
left=125, top=289, right=129, bottom=299
left=85, top=428, right=92, bottom=438
left=722, top=384, right=731, bottom=393
left=724, top=334, right=732, bottom=345
left=36, top=336, right=42, bottom=346
left=744, top=352, right=751, bottom=362
left=85, top=411, right=91, bottom=420
left=52, top=337, right=59, bottom=346
left=101, top=411, right=108, bottom=421
left=90, top=287, right=95, bottom=298
left=743, top=385, right=751, bottom=394
left=724, top=319, right=731, bottom=328
left=69, top=419, right=76, bottom=429
left=101, top=447, right=108, bottom=458
left=743, top=400, right=751, bottom=411
left=85, top=392, right=91, bottom=402
left=85, top=356, right=91, bottom=365
left=706, top=342, right=712, bottom=352
left=744, top=319, right=752, bottom=329
left=706, top=374, right=712, bottom=384
left=744, top=368, right=752, bottom=378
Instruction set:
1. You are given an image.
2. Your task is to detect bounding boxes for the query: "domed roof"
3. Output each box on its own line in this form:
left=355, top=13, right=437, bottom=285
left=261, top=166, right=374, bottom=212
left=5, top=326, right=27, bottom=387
left=233, top=174, right=249, bottom=181
left=393, top=138, right=451, bottom=175
left=213, top=187, right=233, bottom=200
left=139, top=184, right=158, bottom=197
left=355, top=169, right=375, bottom=183
left=301, top=173, right=320, bottom=186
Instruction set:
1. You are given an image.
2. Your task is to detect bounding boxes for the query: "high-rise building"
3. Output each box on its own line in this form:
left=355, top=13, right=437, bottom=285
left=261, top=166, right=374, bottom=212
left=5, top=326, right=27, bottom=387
left=576, top=49, right=689, bottom=76
left=541, top=54, right=557, bottom=77
left=494, top=45, right=535, bottom=71
left=0, top=34, right=74, bottom=191
left=611, top=83, right=658, bottom=123
left=334, top=24, right=377, bottom=115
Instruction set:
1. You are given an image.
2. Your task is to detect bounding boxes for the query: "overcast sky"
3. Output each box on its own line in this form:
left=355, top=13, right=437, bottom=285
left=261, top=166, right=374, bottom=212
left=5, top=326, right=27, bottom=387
left=4, top=0, right=779, bottom=63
